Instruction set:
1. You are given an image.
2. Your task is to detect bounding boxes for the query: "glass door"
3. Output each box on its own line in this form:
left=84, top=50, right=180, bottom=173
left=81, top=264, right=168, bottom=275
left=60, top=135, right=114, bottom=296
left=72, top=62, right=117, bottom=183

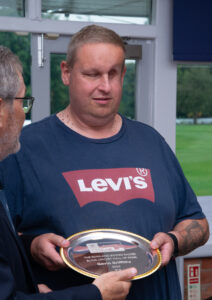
left=30, top=33, right=146, bottom=123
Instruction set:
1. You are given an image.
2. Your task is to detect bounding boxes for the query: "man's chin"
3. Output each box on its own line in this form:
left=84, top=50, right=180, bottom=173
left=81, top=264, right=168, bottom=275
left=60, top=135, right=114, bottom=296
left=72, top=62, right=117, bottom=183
left=11, top=141, right=21, bottom=154
left=4, top=141, right=21, bottom=160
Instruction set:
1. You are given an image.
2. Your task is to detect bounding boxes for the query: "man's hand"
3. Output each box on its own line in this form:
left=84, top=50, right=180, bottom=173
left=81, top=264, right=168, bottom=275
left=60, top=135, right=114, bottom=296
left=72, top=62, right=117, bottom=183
left=38, top=284, right=52, bottom=293
left=150, top=218, right=209, bottom=267
left=30, top=233, right=70, bottom=271
left=150, top=232, right=175, bottom=267
left=93, top=268, right=137, bottom=300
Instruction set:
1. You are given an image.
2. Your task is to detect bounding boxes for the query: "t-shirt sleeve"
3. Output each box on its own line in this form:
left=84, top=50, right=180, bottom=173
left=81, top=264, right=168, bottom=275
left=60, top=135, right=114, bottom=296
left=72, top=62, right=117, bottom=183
left=160, top=137, right=205, bottom=225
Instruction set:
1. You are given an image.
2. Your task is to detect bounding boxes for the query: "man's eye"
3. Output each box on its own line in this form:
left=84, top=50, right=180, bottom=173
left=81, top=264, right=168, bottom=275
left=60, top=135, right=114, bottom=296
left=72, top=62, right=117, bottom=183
left=85, top=73, right=98, bottom=77
left=109, top=70, right=117, bottom=77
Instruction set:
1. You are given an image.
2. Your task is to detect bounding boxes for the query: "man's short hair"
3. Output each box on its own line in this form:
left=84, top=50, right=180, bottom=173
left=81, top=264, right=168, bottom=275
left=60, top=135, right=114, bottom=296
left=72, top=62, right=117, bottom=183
left=0, top=45, right=23, bottom=100
left=66, top=25, right=126, bottom=68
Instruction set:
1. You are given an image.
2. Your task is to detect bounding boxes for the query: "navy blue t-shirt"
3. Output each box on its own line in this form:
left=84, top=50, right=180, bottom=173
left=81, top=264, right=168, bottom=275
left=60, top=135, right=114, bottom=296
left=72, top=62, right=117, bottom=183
left=0, top=114, right=205, bottom=299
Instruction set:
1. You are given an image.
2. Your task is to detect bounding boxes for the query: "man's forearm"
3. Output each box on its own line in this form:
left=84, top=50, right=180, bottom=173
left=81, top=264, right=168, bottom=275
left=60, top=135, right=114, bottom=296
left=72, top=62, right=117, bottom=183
left=171, top=218, right=209, bottom=256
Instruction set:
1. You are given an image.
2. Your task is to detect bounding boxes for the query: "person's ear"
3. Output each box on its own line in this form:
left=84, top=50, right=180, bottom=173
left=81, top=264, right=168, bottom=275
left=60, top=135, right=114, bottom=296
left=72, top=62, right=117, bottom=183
left=121, top=65, right=127, bottom=85
left=61, top=61, right=71, bottom=86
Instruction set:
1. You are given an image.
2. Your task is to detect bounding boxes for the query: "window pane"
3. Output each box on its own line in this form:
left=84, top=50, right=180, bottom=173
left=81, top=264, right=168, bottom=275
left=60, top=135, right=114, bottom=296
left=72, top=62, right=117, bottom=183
left=51, top=54, right=68, bottom=114
left=176, top=65, right=212, bottom=196
left=42, top=0, right=152, bottom=25
left=50, top=55, right=136, bottom=119
left=0, top=32, right=31, bottom=122
left=119, top=60, right=136, bottom=119
left=0, top=0, right=24, bottom=17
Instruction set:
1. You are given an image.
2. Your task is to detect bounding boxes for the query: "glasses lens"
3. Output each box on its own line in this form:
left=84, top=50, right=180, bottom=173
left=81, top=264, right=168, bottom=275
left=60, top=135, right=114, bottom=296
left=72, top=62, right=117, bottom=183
left=23, top=98, right=33, bottom=114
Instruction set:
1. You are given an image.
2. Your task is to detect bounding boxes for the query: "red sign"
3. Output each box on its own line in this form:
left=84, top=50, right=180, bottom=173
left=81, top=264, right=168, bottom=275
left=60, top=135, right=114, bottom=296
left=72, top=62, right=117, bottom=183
left=187, top=264, right=201, bottom=299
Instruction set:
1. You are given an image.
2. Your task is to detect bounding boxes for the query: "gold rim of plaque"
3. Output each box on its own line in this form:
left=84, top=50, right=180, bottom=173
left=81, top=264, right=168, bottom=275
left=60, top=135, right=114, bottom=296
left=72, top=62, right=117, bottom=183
left=60, top=228, right=162, bottom=280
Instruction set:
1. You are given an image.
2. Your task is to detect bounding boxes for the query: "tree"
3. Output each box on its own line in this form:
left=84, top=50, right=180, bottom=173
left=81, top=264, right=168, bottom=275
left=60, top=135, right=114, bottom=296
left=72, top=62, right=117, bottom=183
left=0, top=31, right=31, bottom=88
left=119, top=61, right=135, bottom=119
left=177, top=66, right=212, bottom=123
left=51, top=54, right=69, bottom=114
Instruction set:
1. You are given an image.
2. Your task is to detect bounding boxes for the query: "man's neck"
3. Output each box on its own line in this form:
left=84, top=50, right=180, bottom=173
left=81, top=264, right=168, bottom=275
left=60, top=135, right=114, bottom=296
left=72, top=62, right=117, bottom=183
left=57, top=106, right=122, bottom=139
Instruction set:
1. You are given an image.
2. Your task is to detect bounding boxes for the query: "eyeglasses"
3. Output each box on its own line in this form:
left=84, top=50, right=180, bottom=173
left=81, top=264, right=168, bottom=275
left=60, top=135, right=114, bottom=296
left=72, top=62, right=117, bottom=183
left=14, top=96, right=34, bottom=114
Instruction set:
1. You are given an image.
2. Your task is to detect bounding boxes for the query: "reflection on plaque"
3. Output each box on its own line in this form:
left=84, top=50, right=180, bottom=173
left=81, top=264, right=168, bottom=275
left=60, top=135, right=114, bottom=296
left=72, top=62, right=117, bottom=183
left=60, top=229, right=161, bottom=280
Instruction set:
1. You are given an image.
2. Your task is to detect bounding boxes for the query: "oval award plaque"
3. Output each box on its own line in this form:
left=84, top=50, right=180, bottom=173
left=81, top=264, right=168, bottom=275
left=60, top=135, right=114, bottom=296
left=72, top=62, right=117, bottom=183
left=60, top=228, right=161, bottom=280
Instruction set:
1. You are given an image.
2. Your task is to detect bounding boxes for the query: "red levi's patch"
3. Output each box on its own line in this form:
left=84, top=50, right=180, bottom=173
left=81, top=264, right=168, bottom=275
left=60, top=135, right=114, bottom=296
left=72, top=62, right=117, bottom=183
left=62, top=168, right=155, bottom=207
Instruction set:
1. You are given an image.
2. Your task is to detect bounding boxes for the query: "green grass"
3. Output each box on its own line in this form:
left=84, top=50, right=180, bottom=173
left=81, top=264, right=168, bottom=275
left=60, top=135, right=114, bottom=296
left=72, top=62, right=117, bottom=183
left=176, top=124, right=212, bottom=196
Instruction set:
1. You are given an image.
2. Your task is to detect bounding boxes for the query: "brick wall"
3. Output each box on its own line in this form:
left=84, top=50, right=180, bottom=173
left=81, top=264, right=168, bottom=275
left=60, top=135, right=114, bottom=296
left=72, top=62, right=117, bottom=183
left=184, top=257, right=212, bottom=300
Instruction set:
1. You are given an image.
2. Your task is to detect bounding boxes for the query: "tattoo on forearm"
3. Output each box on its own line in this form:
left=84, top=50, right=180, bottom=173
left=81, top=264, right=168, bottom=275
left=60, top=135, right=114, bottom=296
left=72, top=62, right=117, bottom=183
left=178, top=220, right=208, bottom=255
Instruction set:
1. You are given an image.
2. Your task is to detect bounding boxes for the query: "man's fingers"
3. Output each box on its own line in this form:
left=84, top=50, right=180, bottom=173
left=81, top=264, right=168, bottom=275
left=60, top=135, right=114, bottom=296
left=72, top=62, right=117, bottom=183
left=44, top=245, right=63, bottom=262
left=31, top=233, right=69, bottom=271
left=93, top=268, right=136, bottom=300
left=150, top=232, right=175, bottom=267
left=38, top=284, right=52, bottom=293
left=111, top=267, right=137, bottom=281
left=47, top=233, right=70, bottom=248
left=150, top=232, right=168, bottom=249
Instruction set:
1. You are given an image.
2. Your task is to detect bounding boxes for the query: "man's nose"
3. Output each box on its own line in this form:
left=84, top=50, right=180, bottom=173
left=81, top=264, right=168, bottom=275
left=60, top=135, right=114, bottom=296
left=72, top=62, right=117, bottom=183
left=98, top=75, right=111, bottom=93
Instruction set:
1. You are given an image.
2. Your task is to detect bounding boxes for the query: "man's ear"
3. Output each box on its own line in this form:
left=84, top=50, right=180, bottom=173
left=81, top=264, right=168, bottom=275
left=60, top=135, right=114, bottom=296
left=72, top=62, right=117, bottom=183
left=121, top=65, right=127, bottom=85
left=61, top=61, right=71, bottom=86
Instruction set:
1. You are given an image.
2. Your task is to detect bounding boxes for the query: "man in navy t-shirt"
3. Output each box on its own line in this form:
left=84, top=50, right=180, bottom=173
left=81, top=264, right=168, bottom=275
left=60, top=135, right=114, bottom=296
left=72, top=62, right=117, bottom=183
left=0, top=45, right=137, bottom=300
left=0, top=25, right=209, bottom=299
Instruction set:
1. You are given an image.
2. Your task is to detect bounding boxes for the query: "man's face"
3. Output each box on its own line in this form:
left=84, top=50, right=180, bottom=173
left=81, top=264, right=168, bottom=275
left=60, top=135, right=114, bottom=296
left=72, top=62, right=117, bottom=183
left=0, top=72, right=25, bottom=161
left=61, top=43, right=126, bottom=125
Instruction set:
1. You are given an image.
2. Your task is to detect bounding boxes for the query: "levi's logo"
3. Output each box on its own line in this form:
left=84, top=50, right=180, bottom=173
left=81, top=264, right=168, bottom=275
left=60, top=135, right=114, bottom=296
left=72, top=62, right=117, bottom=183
left=62, top=168, right=155, bottom=207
